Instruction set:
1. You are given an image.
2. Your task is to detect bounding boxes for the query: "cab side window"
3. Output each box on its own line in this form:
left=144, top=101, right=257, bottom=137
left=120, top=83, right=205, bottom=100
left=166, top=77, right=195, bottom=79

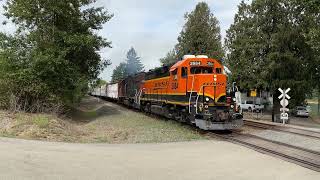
left=216, top=68, right=222, bottom=74
left=171, top=69, right=178, bottom=80
left=181, top=67, right=188, bottom=78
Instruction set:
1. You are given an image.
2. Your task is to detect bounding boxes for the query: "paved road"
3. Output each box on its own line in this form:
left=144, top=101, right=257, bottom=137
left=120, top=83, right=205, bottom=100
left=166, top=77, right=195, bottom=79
left=0, top=137, right=319, bottom=180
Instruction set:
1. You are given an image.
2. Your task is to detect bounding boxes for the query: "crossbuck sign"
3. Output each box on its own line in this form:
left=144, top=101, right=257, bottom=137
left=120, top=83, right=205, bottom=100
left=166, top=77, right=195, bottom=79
left=278, top=88, right=291, bottom=124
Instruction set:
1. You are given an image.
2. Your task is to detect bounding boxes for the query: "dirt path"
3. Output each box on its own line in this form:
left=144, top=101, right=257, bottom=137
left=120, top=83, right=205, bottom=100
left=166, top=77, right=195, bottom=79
left=0, top=137, right=319, bottom=180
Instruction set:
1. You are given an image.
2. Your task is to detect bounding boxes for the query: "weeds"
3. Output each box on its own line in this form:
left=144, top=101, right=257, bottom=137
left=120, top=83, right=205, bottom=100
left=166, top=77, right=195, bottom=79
left=32, top=115, right=50, bottom=128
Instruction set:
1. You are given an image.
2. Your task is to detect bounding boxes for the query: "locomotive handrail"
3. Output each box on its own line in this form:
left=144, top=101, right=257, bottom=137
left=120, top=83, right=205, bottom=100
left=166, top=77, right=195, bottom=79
left=124, top=83, right=127, bottom=96
left=136, top=89, right=142, bottom=105
left=195, top=84, right=215, bottom=114
left=188, top=75, right=195, bottom=113
left=134, top=89, right=142, bottom=104
left=134, top=89, right=138, bottom=103
left=137, top=88, right=146, bottom=105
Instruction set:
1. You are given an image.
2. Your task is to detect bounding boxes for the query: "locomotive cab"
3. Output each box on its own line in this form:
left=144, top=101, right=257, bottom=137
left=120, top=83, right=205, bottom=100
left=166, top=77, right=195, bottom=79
left=168, top=55, right=243, bottom=130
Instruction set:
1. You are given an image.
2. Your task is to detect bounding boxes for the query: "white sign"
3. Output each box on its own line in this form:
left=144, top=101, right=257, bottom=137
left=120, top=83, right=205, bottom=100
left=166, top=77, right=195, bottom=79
left=280, top=99, right=289, bottom=107
left=280, top=108, right=289, bottom=112
left=281, top=112, right=289, bottom=120
left=278, top=88, right=291, bottom=124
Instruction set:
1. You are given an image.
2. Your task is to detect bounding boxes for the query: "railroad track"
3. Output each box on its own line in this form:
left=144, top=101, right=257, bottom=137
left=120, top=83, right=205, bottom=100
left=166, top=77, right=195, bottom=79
left=95, top=97, right=320, bottom=171
left=208, top=131, right=320, bottom=172
left=244, top=120, right=320, bottom=140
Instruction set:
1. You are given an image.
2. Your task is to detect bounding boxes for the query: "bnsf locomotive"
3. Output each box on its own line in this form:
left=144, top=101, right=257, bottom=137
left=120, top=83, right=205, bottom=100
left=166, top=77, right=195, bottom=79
left=92, top=55, right=243, bottom=130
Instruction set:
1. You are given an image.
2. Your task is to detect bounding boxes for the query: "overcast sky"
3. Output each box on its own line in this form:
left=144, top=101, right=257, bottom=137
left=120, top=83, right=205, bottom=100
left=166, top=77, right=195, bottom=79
left=0, top=0, right=247, bottom=82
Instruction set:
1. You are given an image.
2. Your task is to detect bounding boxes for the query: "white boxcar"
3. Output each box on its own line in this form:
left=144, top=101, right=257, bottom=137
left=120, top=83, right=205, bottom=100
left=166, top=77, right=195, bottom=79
left=92, top=84, right=106, bottom=97
left=100, top=85, right=107, bottom=97
left=107, top=83, right=119, bottom=99
left=92, top=87, right=99, bottom=96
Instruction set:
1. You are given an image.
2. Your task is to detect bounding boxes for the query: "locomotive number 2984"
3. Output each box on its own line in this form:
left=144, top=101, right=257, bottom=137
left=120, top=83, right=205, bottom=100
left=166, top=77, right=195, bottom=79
left=189, top=61, right=201, bottom=66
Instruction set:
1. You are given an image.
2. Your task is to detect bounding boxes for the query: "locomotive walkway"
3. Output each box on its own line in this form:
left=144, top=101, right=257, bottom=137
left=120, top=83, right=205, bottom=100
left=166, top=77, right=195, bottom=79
left=0, top=137, right=319, bottom=180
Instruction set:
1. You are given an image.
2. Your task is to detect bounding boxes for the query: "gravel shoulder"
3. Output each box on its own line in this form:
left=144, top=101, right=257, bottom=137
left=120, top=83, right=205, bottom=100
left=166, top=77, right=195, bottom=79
left=240, top=119, right=320, bottom=153
left=243, top=111, right=320, bottom=129
left=250, top=129, right=320, bottom=152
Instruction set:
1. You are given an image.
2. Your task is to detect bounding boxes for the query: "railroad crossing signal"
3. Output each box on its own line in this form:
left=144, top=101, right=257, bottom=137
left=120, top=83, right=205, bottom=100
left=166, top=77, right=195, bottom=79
left=278, top=88, right=291, bottom=100
left=278, top=88, right=291, bottom=124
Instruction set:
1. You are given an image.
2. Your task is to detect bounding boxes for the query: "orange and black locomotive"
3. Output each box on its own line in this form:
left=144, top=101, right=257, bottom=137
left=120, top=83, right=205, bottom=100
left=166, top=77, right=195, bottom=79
left=92, top=55, right=243, bottom=130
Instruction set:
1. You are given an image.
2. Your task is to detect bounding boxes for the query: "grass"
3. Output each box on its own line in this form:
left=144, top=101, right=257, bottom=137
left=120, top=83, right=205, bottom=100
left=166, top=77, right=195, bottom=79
left=306, top=96, right=320, bottom=122
left=32, top=115, right=50, bottom=128
left=84, top=111, right=98, bottom=118
left=0, top=96, right=207, bottom=143
left=309, top=103, right=320, bottom=118
left=93, top=111, right=205, bottom=143
left=79, top=108, right=207, bottom=144
left=0, top=112, right=61, bottom=140
left=15, top=113, right=50, bottom=128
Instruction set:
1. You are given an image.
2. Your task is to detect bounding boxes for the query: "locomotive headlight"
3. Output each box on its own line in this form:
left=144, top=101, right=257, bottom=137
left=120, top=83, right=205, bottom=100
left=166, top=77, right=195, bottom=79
left=205, top=97, right=210, bottom=102
left=231, top=105, right=234, bottom=109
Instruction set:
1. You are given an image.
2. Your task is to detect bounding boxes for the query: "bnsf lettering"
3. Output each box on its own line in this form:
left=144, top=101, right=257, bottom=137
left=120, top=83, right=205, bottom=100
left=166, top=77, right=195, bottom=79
left=155, top=81, right=168, bottom=88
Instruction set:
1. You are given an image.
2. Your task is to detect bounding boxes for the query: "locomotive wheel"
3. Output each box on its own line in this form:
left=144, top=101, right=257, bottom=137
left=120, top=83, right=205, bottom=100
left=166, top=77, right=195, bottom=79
left=146, top=103, right=151, bottom=113
left=179, top=112, right=187, bottom=123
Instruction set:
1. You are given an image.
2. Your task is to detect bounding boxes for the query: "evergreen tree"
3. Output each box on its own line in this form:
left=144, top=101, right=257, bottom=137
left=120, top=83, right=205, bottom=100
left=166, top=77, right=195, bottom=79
left=110, top=47, right=144, bottom=82
left=175, top=2, right=224, bottom=61
left=160, top=49, right=177, bottom=65
left=125, top=47, right=144, bottom=75
left=1, top=0, right=112, bottom=112
left=225, top=0, right=316, bottom=108
left=111, top=62, right=126, bottom=83
left=297, top=0, right=320, bottom=112
left=225, top=1, right=259, bottom=88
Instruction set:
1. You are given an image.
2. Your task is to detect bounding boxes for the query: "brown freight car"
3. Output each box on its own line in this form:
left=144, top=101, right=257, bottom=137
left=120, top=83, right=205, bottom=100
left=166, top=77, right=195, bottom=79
left=118, top=72, right=145, bottom=107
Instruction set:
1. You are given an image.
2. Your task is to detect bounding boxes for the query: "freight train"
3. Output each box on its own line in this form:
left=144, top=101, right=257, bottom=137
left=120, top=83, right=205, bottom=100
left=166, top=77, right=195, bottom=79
left=91, top=55, right=243, bottom=130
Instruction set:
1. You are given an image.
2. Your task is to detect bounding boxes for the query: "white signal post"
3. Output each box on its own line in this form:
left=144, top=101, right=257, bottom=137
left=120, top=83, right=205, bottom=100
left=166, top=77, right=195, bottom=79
left=278, top=88, right=291, bottom=124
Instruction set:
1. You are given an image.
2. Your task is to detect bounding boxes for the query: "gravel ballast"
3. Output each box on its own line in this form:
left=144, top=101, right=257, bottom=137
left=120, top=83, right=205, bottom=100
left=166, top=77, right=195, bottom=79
left=251, top=130, right=320, bottom=152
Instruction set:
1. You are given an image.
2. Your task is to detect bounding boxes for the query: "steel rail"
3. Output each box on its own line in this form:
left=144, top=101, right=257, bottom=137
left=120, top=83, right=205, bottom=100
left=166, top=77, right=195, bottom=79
left=244, top=120, right=320, bottom=140
left=208, top=131, right=320, bottom=172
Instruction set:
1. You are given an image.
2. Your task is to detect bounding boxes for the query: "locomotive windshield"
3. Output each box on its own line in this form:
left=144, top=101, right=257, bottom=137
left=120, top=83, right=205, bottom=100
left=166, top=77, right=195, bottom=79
left=190, top=67, right=213, bottom=74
